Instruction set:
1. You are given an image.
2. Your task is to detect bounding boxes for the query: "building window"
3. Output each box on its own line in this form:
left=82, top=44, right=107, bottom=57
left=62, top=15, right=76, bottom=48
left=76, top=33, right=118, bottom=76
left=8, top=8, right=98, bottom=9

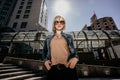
left=12, top=22, right=18, bottom=28
left=45, top=19, right=47, bottom=25
left=105, top=26, right=109, bottom=30
left=17, top=10, right=22, bottom=14
left=0, top=16, right=5, bottom=20
left=23, top=15, right=29, bottom=18
left=28, top=0, right=33, bottom=1
left=0, top=11, right=7, bottom=15
left=96, top=22, right=100, bottom=25
left=113, top=26, right=117, bottom=30
left=6, top=0, right=13, bottom=3
left=109, top=18, right=113, bottom=22
left=25, top=10, right=30, bottom=13
left=0, top=1, right=1, bottom=5
left=0, top=21, right=4, bottom=25
left=26, top=6, right=31, bottom=9
left=2, top=7, right=9, bottom=11
left=104, top=22, right=108, bottom=26
left=20, top=22, right=27, bottom=28
left=4, top=3, right=11, bottom=6
left=41, top=14, right=43, bottom=23
left=111, top=22, right=114, bottom=25
left=19, top=6, right=23, bottom=9
left=97, top=24, right=101, bottom=28
left=16, top=15, right=20, bottom=19
left=21, top=2, right=24, bottom=5
left=103, top=18, right=106, bottom=22
left=27, top=2, right=32, bottom=5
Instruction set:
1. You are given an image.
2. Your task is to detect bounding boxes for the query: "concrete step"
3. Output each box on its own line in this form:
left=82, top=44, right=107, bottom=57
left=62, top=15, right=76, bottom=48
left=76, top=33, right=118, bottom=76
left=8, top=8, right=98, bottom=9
left=1, top=73, right=36, bottom=80
left=0, top=66, right=18, bottom=69
left=24, top=76, right=46, bottom=80
left=0, top=68, right=24, bottom=74
left=0, top=71, right=32, bottom=78
left=0, top=63, right=46, bottom=80
left=0, top=63, right=13, bottom=66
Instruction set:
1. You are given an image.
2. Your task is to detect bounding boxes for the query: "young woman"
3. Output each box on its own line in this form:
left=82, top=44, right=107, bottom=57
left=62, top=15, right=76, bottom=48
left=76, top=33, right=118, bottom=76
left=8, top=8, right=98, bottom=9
left=42, top=15, right=79, bottom=80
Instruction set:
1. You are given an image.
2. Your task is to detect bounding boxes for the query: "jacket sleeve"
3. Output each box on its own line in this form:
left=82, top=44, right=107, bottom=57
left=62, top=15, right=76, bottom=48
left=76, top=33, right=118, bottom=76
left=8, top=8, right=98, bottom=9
left=42, top=38, right=48, bottom=60
left=69, top=35, right=79, bottom=59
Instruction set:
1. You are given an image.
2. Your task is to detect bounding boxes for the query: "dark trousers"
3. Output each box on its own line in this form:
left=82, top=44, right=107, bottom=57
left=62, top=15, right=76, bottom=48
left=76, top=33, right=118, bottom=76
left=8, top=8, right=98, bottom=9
left=47, top=64, right=78, bottom=80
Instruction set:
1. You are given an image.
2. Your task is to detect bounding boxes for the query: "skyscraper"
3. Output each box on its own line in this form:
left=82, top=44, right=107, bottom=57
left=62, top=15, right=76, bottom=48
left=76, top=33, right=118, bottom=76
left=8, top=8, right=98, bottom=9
left=0, top=0, right=17, bottom=26
left=8, top=0, right=48, bottom=32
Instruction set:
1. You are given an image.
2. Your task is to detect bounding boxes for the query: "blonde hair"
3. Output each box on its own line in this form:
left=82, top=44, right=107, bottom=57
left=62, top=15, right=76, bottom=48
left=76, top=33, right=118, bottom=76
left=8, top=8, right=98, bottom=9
left=52, top=15, right=66, bottom=32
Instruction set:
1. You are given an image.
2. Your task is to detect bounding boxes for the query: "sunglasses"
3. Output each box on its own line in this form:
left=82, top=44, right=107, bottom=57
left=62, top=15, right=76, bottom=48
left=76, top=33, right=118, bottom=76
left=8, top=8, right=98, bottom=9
left=54, top=20, right=65, bottom=25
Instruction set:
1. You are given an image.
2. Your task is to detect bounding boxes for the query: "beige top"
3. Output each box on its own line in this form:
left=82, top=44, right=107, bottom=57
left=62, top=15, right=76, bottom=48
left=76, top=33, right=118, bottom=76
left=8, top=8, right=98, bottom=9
left=50, top=35, right=70, bottom=65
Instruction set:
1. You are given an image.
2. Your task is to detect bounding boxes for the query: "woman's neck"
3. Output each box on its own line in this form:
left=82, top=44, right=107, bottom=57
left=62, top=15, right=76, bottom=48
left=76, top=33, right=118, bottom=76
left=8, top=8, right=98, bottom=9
left=54, top=30, right=62, bottom=38
left=56, top=30, right=62, bottom=35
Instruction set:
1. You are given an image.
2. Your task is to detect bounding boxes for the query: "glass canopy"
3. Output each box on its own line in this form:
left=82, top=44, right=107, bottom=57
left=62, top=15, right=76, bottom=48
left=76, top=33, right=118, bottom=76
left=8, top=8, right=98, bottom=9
left=0, top=30, right=119, bottom=42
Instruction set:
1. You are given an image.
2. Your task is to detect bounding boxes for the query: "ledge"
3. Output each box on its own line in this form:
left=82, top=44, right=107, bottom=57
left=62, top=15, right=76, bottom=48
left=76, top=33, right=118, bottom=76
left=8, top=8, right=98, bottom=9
left=3, top=56, right=120, bottom=78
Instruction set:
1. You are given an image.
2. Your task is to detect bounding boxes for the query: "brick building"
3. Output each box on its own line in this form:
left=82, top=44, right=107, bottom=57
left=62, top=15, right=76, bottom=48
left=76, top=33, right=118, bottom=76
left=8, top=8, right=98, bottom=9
left=82, top=13, right=118, bottom=30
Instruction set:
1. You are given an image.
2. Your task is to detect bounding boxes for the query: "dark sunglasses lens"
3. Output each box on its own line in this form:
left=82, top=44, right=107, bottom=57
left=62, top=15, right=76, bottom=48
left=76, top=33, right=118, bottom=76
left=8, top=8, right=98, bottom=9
left=55, top=21, right=59, bottom=24
left=60, top=21, right=64, bottom=24
left=54, top=21, right=64, bottom=24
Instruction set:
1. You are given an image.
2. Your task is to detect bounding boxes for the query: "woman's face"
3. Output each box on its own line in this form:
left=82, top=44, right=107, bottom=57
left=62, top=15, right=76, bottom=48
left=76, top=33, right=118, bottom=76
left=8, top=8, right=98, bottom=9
left=54, top=17, right=65, bottom=31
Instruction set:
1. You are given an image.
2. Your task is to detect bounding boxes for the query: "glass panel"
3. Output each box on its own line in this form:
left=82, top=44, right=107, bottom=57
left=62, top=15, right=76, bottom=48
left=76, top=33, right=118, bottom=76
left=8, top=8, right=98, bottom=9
left=94, top=30, right=108, bottom=40
left=23, top=32, right=36, bottom=41
left=78, top=41, right=86, bottom=48
left=13, top=32, right=25, bottom=41
left=77, top=31, right=86, bottom=40
left=92, top=40, right=105, bottom=48
left=0, top=32, right=16, bottom=41
left=13, top=32, right=37, bottom=41
left=104, top=30, right=120, bottom=39
left=84, top=30, right=98, bottom=39
left=68, top=31, right=76, bottom=38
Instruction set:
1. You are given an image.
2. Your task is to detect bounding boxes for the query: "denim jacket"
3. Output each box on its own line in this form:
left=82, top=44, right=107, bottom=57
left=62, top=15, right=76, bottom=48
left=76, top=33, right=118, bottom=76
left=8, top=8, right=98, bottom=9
left=42, top=32, right=78, bottom=61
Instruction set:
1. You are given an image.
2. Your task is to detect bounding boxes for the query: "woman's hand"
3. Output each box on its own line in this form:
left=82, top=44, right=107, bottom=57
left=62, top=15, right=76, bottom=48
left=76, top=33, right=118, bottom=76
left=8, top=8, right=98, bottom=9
left=67, top=57, right=79, bottom=69
left=44, top=60, right=51, bottom=70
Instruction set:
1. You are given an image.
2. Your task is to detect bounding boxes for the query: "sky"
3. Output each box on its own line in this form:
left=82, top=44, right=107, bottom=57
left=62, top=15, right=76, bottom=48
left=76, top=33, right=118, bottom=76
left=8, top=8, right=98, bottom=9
left=45, top=0, right=120, bottom=32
